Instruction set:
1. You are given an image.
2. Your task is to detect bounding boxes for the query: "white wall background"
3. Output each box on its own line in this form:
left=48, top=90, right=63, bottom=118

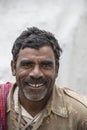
left=0, top=0, right=87, bottom=95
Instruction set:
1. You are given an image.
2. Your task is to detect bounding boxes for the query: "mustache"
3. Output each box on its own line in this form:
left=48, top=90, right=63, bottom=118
left=22, top=77, right=48, bottom=85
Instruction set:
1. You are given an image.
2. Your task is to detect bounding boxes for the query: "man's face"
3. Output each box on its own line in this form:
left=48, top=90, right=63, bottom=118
left=11, top=46, right=59, bottom=102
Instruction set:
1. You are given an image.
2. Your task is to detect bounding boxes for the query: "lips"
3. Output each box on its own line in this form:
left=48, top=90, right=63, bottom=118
left=23, top=77, right=48, bottom=88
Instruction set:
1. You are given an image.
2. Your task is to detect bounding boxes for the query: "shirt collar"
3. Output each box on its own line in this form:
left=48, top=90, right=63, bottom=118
left=7, top=83, right=16, bottom=112
left=46, top=85, right=68, bottom=118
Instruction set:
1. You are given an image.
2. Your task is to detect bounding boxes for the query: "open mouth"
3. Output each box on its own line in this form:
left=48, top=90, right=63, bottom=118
left=27, top=83, right=46, bottom=88
left=23, top=77, right=48, bottom=89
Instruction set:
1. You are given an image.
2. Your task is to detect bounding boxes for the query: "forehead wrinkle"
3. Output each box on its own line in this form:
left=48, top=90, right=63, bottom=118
left=17, top=46, right=55, bottom=62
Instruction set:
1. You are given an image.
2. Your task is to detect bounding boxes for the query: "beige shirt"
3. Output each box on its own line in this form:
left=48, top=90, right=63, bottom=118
left=7, top=83, right=87, bottom=130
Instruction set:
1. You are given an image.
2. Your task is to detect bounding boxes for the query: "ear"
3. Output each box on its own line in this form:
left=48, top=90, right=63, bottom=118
left=11, top=60, right=16, bottom=76
left=55, top=62, right=59, bottom=78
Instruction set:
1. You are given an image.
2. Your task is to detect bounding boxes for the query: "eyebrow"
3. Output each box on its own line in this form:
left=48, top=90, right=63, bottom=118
left=20, top=60, right=33, bottom=66
left=20, top=60, right=54, bottom=67
left=40, top=60, right=53, bottom=65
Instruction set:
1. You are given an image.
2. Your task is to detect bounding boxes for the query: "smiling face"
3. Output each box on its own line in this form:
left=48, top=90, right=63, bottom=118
left=11, top=46, right=59, bottom=102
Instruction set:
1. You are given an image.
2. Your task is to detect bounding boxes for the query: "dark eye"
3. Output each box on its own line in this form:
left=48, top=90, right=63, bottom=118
left=41, top=61, right=53, bottom=69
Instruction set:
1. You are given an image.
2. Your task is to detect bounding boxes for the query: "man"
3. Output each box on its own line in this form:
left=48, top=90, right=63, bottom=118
left=0, top=27, right=87, bottom=130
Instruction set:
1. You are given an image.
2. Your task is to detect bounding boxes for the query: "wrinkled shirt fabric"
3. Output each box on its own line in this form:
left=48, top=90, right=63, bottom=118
left=7, top=83, right=87, bottom=130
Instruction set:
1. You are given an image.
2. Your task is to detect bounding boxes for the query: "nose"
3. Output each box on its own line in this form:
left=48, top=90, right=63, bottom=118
left=29, top=65, right=43, bottom=78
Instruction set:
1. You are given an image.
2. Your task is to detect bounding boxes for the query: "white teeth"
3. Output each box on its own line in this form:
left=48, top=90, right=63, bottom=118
left=36, top=84, right=43, bottom=87
left=29, top=83, right=43, bottom=87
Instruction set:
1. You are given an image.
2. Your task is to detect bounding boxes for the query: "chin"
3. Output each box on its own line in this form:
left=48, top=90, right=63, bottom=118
left=23, top=90, right=47, bottom=102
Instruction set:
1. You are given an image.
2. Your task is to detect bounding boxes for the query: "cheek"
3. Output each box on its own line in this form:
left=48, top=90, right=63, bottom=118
left=17, top=69, right=29, bottom=78
left=44, top=70, right=56, bottom=80
left=16, top=69, right=29, bottom=85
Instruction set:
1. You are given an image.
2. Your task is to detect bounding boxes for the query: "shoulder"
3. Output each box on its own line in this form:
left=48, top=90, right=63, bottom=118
left=55, top=86, right=87, bottom=113
left=62, top=87, right=87, bottom=108
left=56, top=87, right=87, bottom=128
left=63, top=88, right=87, bottom=129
